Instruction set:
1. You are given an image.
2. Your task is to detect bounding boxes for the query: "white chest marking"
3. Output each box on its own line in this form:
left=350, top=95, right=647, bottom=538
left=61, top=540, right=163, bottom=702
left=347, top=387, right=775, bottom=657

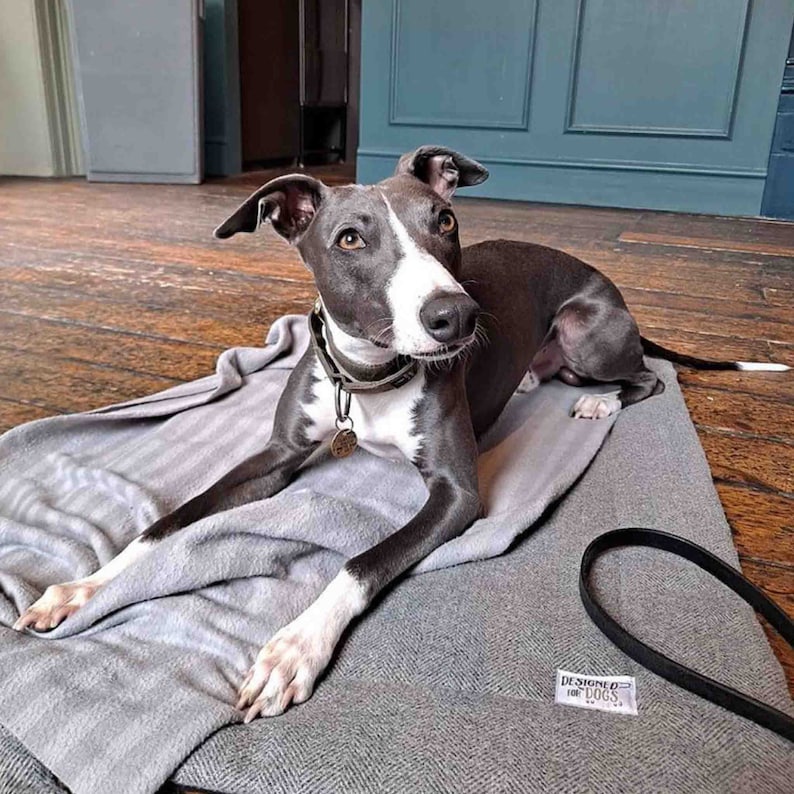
left=303, top=360, right=426, bottom=462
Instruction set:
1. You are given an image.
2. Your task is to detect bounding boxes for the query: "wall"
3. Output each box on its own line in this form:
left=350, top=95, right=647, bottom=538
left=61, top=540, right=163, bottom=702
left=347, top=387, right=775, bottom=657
left=358, top=0, right=794, bottom=216
left=0, top=0, right=82, bottom=177
left=0, top=1, right=57, bottom=175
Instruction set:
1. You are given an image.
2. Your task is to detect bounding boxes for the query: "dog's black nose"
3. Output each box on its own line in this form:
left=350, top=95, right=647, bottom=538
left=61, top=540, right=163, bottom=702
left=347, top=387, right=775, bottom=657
left=420, top=294, right=480, bottom=344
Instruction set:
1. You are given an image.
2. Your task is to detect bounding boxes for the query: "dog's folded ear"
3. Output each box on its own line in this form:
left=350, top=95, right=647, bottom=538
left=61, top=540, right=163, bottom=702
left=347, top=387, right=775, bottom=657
left=395, top=146, right=488, bottom=201
left=214, top=175, right=326, bottom=243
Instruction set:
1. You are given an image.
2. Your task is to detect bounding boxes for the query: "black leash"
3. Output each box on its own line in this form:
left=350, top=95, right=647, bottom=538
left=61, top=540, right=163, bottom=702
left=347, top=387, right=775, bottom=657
left=579, top=527, right=794, bottom=742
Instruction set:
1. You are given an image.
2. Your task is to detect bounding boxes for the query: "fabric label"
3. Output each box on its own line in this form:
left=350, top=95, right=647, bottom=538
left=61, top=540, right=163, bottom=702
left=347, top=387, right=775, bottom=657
left=555, top=669, right=638, bottom=716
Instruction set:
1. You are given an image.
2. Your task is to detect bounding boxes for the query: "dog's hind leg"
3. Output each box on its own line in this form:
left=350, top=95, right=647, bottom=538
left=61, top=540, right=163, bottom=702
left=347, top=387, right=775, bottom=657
left=516, top=333, right=566, bottom=393
left=548, top=298, right=664, bottom=419
left=571, top=369, right=661, bottom=419
left=517, top=336, right=585, bottom=393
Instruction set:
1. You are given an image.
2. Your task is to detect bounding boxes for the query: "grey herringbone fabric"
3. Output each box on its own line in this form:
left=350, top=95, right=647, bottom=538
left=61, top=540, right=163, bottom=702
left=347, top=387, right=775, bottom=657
left=0, top=315, right=625, bottom=794
left=171, top=358, right=794, bottom=794
left=0, top=724, right=67, bottom=794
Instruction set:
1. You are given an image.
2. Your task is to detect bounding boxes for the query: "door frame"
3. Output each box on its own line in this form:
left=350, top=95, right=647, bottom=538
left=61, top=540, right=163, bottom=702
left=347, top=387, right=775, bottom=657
left=37, top=0, right=84, bottom=176
left=204, top=0, right=242, bottom=176
left=207, top=0, right=361, bottom=176
left=761, top=22, right=794, bottom=218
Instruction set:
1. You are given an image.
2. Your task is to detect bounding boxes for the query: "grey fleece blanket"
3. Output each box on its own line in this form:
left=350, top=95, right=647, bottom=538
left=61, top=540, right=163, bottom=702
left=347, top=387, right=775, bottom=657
left=0, top=314, right=630, bottom=794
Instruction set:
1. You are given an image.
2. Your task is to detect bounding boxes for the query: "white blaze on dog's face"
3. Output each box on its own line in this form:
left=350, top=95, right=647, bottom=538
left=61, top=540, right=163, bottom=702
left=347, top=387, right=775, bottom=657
left=380, top=193, right=469, bottom=355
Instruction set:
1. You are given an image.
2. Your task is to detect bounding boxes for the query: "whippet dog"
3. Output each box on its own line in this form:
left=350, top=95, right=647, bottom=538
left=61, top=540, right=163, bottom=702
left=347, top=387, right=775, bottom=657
left=14, top=146, right=788, bottom=721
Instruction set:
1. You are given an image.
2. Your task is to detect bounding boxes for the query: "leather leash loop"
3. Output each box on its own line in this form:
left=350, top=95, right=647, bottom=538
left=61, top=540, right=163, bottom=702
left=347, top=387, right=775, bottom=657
left=580, top=527, right=794, bottom=742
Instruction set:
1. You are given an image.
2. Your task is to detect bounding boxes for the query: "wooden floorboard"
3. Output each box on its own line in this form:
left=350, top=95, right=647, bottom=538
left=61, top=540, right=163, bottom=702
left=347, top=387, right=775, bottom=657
left=1, top=171, right=792, bottom=696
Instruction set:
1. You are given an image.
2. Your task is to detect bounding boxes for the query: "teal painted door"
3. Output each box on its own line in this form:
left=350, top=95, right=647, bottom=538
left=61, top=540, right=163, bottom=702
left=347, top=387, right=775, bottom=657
left=358, top=0, right=794, bottom=215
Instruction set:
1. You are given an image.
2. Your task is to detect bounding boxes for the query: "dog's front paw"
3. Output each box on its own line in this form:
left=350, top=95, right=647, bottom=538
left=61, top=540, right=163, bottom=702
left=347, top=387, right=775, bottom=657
left=572, top=393, right=621, bottom=420
left=237, top=570, right=366, bottom=721
left=13, top=580, right=99, bottom=631
left=236, top=620, right=332, bottom=722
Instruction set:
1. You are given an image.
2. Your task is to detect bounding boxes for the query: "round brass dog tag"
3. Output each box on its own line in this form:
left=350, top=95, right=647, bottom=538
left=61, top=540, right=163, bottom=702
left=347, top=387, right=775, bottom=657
left=331, top=428, right=358, bottom=458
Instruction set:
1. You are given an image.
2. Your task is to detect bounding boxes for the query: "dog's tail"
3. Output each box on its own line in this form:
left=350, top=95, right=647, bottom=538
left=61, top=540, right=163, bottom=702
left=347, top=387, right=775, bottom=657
left=640, top=337, right=790, bottom=372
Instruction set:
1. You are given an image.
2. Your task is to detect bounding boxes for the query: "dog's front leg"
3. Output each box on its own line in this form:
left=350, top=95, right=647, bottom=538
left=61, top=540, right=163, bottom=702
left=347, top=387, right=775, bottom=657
left=238, top=379, right=481, bottom=720
left=138, top=438, right=316, bottom=541
left=14, top=351, right=320, bottom=632
left=140, top=349, right=321, bottom=540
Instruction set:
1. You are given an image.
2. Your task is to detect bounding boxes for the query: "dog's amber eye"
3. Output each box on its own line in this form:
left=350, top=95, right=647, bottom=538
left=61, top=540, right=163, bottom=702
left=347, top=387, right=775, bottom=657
left=438, top=211, right=457, bottom=234
left=337, top=230, right=366, bottom=250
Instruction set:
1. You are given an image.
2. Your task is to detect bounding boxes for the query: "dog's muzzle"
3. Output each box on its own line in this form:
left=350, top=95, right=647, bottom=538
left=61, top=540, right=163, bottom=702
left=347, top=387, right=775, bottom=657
left=419, top=293, right=480, bottom=345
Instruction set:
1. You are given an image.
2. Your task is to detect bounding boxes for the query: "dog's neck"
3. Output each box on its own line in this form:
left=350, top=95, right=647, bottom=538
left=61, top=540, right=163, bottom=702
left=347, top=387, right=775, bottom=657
left=319, top=301, right=400, bottom=381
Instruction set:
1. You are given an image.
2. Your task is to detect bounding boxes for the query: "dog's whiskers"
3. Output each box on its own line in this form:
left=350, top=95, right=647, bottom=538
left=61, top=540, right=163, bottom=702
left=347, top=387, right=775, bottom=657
left=477, top=310, right=500, bottom=334
left=372, top=324, right=395, bottom=347
left=364, top=316, right=392, bottom=334
left=362, top=317, right=395, bottom=348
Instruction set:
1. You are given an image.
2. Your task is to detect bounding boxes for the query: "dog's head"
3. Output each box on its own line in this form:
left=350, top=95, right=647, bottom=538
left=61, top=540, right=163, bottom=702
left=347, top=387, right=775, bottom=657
left=214, top=146, right=489, bottom=358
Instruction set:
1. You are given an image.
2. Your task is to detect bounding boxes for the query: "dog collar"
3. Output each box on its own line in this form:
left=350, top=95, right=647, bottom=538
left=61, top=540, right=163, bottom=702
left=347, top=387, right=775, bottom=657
left=308, top=299, right=419, bottom=394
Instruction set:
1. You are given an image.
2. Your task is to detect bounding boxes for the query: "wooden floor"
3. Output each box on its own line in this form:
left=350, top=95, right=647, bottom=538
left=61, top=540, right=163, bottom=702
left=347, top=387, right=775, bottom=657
left=1, top=167, right=792, bottom=694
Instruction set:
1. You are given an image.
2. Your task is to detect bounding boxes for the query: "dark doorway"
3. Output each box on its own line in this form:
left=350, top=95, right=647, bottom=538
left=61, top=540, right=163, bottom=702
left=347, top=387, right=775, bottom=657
left=236, top=0, right=359, bottom=172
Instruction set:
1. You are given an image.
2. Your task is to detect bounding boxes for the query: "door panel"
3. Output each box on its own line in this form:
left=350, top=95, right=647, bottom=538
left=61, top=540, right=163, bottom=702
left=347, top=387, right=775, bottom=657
left=68, top=0, right=203, bottom=183
left=391, top=0, right=537, bottom=129
left=568, top=0, right=747, bottom=136
left=359, top=0, right=794, bottom=215
left=238, top=0, right=299, bottom=164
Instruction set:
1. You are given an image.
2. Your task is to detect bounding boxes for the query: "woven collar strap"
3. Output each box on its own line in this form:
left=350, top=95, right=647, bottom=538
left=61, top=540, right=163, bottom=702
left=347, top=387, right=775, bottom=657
left=308, top=301, right=419, bottom=394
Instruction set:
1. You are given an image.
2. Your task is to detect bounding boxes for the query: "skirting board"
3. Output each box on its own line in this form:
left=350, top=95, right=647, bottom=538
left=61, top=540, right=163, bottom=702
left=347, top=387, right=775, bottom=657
left=357, top=151, right=765, bottom=216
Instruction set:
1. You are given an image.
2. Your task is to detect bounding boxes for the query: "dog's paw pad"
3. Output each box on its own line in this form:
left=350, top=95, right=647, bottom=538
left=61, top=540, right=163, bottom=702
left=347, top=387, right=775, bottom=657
left=236, top=624, right=329, bottom=721
left=13, top=581, right=98, bottom=631
left=572, top=394, right=621, bottom=420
